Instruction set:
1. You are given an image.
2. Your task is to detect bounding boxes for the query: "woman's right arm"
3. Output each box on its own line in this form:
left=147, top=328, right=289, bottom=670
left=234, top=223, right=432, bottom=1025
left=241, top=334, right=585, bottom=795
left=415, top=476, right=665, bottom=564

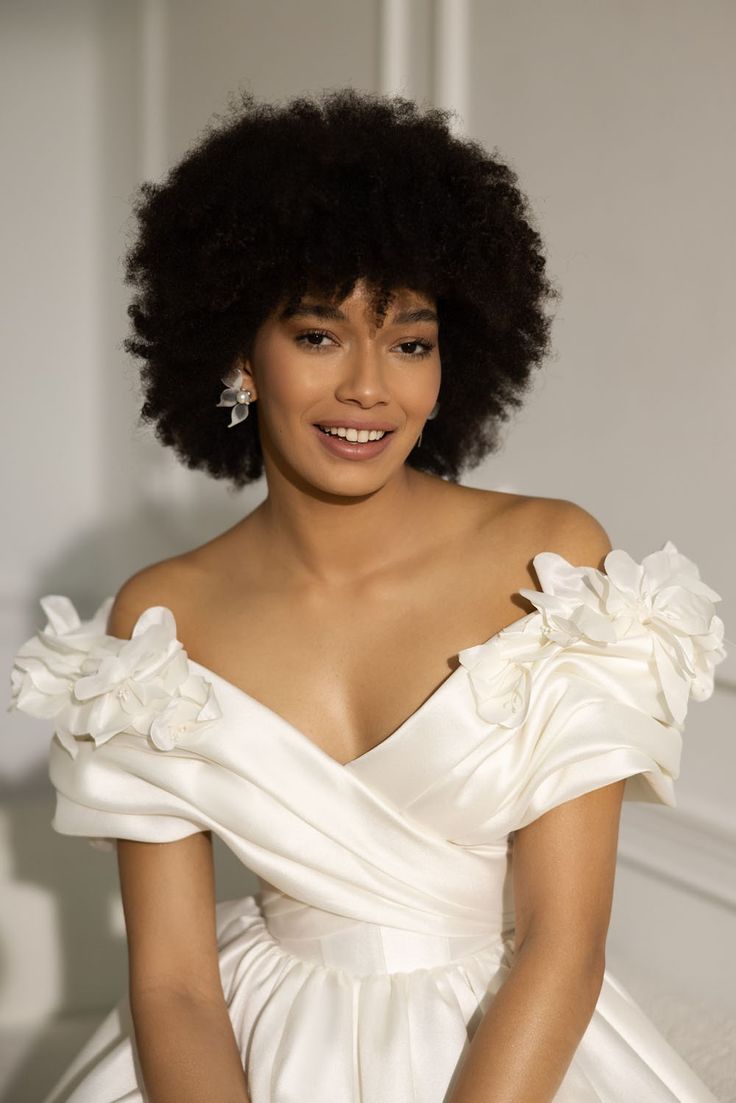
left=109, top=573, right=250, bottom=1102
left=118, top=832, right=251, bottom=1103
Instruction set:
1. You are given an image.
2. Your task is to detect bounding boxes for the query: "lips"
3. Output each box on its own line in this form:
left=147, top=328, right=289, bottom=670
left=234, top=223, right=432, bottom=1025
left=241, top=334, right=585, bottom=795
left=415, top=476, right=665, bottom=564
left=316, top=425, right=394, bottom=437
left=312, top=423, right=394, bottom=459
left=314, top=423, right=396, bottom=432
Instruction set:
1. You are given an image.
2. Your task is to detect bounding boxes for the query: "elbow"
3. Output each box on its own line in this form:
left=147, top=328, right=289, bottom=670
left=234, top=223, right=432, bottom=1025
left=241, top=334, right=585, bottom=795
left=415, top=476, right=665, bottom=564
left=588, top=948, right=607, bottom=1001
left=129, top=981, right=227, bottom=1020
left=516, top=930, right=607, bottom=998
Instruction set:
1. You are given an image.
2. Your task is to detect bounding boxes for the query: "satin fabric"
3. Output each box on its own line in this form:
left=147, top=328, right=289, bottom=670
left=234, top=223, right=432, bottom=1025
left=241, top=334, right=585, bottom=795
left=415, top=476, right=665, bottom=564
left=8, top=540, right=729, bottom=1102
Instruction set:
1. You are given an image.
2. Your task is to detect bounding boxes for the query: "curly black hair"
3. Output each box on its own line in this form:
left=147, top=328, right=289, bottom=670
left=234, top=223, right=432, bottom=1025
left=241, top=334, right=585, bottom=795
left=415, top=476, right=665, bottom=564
left=123, top=87, right=559, bottom=488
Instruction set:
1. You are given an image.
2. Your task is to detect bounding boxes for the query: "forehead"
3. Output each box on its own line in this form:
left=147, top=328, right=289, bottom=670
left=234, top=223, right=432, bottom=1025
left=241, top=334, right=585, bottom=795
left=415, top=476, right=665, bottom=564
left=277, top=284, right=438, bottom=326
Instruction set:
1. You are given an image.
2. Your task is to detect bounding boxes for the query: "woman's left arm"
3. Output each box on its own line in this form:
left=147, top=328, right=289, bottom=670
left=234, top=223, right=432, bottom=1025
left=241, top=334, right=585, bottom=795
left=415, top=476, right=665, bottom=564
left=448, top=777, right=627, bottom=1103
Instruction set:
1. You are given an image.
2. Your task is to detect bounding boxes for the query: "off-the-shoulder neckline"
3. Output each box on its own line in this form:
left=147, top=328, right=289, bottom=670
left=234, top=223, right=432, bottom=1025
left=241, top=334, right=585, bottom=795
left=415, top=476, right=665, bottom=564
left=85, top=552, right=584, bottom=768
left=183, top=607, right=542, bottom=769
left=114, top=549, right=612, bottom=765
left=41, top=542, right=718, bottom=769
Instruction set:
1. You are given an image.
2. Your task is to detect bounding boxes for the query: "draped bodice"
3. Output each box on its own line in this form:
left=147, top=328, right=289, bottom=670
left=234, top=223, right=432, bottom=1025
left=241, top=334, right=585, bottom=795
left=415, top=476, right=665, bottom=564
left=9, top=540, right=728, bottom=951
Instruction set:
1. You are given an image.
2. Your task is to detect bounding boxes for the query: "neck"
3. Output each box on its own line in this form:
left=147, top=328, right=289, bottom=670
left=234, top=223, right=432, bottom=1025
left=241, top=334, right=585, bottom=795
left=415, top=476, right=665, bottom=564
left=248, top=466, right=441, bottom=588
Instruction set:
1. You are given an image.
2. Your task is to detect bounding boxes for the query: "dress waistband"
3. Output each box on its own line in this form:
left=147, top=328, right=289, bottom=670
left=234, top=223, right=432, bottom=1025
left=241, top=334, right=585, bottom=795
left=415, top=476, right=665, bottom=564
left=257, top=880, right=514, bottom=976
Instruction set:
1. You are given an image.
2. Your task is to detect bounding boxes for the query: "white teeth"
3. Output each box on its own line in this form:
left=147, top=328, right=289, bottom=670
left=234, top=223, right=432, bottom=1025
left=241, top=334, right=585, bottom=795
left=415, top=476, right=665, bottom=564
left=318, top=426, right=386, bottom=442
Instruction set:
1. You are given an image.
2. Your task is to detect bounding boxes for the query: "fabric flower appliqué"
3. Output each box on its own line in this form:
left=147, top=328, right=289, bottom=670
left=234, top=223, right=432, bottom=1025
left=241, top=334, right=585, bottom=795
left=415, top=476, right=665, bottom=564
left=517, top=540, right=727, bottom=728
left=9, top=596, right=221, bottom=757
left=457, top=616, right=551, bottom=729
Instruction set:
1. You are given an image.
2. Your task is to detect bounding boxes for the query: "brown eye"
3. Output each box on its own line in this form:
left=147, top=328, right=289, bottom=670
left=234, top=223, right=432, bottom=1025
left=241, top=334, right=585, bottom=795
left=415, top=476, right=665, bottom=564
left=295, top=329, right=335, bottom=350
left=396, top=340, right=435, bottom=358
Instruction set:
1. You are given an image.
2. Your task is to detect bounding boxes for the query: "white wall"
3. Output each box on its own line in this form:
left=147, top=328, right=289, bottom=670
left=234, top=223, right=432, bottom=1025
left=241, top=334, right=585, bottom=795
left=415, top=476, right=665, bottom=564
left=1, top=1, right=734, bottom=1099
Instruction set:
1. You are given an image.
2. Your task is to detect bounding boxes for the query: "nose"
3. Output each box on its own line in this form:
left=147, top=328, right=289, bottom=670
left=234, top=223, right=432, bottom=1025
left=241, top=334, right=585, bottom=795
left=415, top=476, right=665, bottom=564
left=334, top=342, right=392, bottom=406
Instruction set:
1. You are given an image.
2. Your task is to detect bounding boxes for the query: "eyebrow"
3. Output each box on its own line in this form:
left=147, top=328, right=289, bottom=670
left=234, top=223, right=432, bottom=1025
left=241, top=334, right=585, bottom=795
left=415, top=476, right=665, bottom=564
left=278, top=302, right=439, bottom=325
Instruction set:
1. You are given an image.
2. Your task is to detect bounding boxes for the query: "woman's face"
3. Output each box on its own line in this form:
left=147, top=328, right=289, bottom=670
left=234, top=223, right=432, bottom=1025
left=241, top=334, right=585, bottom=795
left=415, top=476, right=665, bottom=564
left=239, top=278, right=441, bottom=495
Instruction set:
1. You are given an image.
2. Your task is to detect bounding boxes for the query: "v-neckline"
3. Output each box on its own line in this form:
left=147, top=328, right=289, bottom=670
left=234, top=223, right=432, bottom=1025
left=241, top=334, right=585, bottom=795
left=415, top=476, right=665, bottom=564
left=185, top=609, right=539, bottom=769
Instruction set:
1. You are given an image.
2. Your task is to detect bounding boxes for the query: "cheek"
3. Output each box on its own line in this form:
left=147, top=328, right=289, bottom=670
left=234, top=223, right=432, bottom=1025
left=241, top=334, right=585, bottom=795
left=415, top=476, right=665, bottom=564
left=258, top=349, right=319, bottom=412
left=395, top=365, right=441, bottom=412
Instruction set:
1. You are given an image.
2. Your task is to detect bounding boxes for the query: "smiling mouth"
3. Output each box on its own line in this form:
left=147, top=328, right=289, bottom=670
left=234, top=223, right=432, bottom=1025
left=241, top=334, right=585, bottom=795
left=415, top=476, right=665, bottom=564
left=316, top=425, right=395, bottom=442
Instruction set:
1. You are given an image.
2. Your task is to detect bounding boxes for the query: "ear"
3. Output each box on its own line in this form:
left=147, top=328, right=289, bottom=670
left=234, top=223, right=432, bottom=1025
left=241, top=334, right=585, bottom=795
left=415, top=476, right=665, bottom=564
left=233, top=356, right=257, bottom=400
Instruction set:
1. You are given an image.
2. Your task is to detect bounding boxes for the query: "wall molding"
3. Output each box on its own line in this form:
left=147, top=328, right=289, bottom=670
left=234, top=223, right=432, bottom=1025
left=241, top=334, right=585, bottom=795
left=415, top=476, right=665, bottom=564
left=377, top=0, right=413, bottom=95
left=377, top=0, right=470, bottom=135
left=432, top=0, right=470, bottom=133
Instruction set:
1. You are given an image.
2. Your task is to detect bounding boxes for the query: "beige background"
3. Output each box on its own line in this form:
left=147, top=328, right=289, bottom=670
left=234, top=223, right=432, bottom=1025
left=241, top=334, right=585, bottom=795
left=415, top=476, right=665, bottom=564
left=1, top=2, right=734, bottom=1100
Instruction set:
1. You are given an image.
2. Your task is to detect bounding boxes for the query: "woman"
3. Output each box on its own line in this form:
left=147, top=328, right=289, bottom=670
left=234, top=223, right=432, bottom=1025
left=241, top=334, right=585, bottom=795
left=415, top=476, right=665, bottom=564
left=10, top=87, right=728, bottom=1103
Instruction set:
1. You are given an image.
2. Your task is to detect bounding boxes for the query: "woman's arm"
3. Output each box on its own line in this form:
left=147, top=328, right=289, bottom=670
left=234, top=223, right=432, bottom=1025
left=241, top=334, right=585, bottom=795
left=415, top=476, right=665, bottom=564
left=118, top=831, right=250, bottom=1103
left=130, top=984, right=250, bottom=1103
left=448, top=777, right=626, bottom=1103
left=109, top=578, right=250, bottom=1102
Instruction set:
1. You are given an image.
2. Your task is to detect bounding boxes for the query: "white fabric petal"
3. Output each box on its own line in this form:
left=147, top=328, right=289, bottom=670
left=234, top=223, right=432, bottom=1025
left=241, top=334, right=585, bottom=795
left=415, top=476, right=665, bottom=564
left=7, top=597, right=222, bottom=770
left=514, top=541, right=727, bottom=728
left=217, top=387, right=238, bottom=406
left=221, top=365, right=244, bottom=389
left=228, top=402, right=250, bottom=427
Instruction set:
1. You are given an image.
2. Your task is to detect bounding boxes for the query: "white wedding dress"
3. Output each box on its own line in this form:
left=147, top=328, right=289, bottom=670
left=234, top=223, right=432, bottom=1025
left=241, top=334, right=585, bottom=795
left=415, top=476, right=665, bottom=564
left=9, top=540, right=729, bottom=1103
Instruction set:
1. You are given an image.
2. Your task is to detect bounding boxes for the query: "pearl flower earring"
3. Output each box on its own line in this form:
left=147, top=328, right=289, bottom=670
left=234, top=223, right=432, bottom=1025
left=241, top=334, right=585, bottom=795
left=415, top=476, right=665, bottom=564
left=216, top=366, right=255, bottom=428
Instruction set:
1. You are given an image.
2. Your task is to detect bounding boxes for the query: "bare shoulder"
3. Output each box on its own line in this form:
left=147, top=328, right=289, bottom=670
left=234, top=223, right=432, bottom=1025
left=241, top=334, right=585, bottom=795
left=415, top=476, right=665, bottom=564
left=470, top=487, right=613, bottom=576
left=106, top=553, right=207, bottom=641
left=532, top=495, right=614, bottom=571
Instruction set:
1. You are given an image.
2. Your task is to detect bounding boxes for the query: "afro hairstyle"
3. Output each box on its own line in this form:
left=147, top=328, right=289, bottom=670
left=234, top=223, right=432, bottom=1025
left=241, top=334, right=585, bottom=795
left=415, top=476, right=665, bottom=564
left=123, top=86, right=559, bottom=488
